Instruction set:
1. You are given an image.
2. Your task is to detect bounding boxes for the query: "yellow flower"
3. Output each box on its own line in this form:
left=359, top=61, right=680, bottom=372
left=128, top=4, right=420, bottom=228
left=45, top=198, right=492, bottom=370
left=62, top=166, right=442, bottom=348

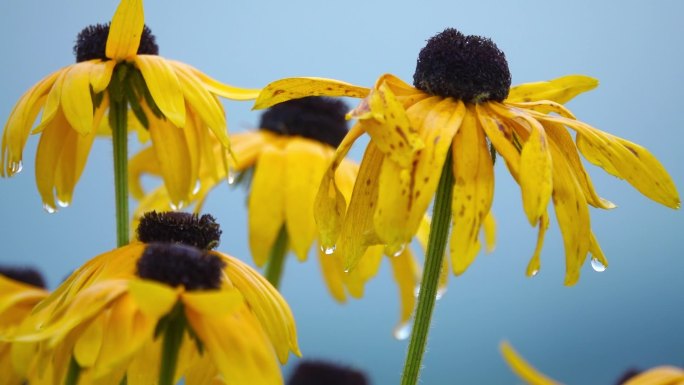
left=0, top=268, right=49, bottom=385
left=254, top=28, right=679, bottom=285
left=1, top=0, right=258, bottom=211
left=501, top=341, right=684, bottom=385
left=130, top=98, right=432, bottom=337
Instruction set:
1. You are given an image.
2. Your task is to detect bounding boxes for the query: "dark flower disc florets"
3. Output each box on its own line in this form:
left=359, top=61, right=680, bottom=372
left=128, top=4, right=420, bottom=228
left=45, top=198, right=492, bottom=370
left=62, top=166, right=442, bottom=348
left=0, top=266, right=46, bottom=288
left=288, top=360, right=369, bottom=385
left=74, top=23, right=159, bottom=63
left=259, top=97, right=349, bottom=148
left=413, top=28, right=511, bottom=103
left=137, top=211, right=222, bottom=250
left=136, top=243, right=225, bottom=291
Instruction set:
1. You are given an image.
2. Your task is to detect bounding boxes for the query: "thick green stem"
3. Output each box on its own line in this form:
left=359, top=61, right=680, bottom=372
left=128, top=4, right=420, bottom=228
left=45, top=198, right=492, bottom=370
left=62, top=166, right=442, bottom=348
left=159, top=304, right=185, bottom=385
left=264, top=226, right=288, bottom=288
left=400, top=151, right=454, bottom=385
left=64, top=356, right=81, bottom=385
left=111, top=100, right=129, bottom=247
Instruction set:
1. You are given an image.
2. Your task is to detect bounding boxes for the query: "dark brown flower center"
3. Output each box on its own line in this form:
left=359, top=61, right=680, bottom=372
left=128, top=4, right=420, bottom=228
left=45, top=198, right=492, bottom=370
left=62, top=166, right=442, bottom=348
left=136, top=243, right=225, bottom=290
left=74, top=23, right=159, bottom=63
left=288, top=360, right=369, bottom=385
left=0, top=266, right=46, bottom=288
left=413, top=28, right=511, bottom=103
left=137, top=211, right=222, bottom=250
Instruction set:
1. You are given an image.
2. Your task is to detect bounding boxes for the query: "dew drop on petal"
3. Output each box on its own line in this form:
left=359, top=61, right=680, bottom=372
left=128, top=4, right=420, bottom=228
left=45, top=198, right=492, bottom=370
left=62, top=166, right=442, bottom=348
left=385, top=243, right=406, bottom=258
left=227, top=165, right=236, bottom=185
left=320, top=244, right=336, bottom=255
left=590, top=257, right=606, bottom=272
left=10, top=161, right=23, bottom=175
left=42, top=203, right=57, bottom=214
left=57, top=199, right=70, bottom=208
left=435, top=286, right=447, bottom=301
left=169, top=201, right=185, bottom=211
left=529, top=269, right=539, bottom=277
left=192, top=180, right=201, bottom=195
left=413, top=284, right=420, bottom=298
left=393, top=321, right=413, bottom=340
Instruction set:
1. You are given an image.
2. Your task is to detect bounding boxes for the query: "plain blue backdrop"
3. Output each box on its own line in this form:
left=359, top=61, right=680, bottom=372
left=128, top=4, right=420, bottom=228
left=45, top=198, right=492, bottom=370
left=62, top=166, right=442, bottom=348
left=1, top=1, right=682, bottom=384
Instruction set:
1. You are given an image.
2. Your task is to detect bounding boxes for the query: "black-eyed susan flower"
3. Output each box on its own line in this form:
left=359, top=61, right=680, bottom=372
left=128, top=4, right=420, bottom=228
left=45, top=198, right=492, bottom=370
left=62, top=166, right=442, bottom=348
left=12, top=212, right=299, bottom=385
left=1, top=0, right=258, bottom=246
left=501, top=341, right=684, bottom=385
left=130, top=98, right=432, bottom=338
left=254, top=28, right=679, bottom=286
left=0, top=267, right=49, bottom=385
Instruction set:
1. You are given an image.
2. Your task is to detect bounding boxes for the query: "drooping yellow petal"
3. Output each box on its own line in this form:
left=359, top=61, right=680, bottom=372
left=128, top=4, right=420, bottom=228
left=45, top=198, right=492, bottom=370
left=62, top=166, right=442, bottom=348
left=248, top=144, right=286, bottom=267
left=477, top=104, right=521, bottom=180
left=73, top=313, right=105, bottom=367
left=182, top=290, right=244, bottom=317
left=254, top=77, right=369, bottom=110
left=128, top=146, right=160, bottom=199
left=185, top=306, right=283, bottom=385
left=128, top=280, right=178, bottom=317
left=317, top=245, right=347, bottom=303
left=147, top=106, right=193, bottom=207
left=389, top=248, right=421, bottom=336
left=376, top=73, right=431, bottom=108
left=588, top=232, right=608, bottom=270
left=134, top=55, right=186, bottom=128
left=105, top=0, right=144, bottom=61
left=170, top=60, right=261, bottom=100
left=90, top=60, right=116, bottom=93
left=506, top=75, right=598, bottom=104
left=37, top=69, right=67, bottom=132
left=526, top=213, right=549, bottom=277
left=482, top=211, right=497, bottom=253
left=34, top=109, right=69, bottom=211
left=284, top=138, right=329, bottom=261
left=60, top=62, right=95, bottom=135
left=500, top=341, right=563, bottom=385
left=344, top=245, right=383, bottom=298
left=54, top=123, right=97, bottom=206
left=623, top=366, right=684, bottom=385
left=450, top=106, right=494, bottom=275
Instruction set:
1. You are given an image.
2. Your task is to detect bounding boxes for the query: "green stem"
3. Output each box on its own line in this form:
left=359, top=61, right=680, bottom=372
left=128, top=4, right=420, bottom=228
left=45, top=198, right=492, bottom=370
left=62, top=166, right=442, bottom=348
left=159, top=304, right=185, bottom=385
left=111, top=100, right=129, bottom=247
left=400, top=151, right=454, bottom=385
left=64, top=356, right=81, bottom=385
left=264, top=227, right=288, bottom=288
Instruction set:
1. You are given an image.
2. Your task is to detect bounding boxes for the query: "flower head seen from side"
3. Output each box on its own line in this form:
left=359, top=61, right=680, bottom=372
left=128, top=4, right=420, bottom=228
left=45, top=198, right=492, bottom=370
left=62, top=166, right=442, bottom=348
left=0, top=266, right=49, bottom=385
left=500, top=341, right=684, bottom=385
left=12, top=211, right=299, bottom=385
left=130, top=97, right=429, bottom=338
left=1, top=0, right=260, bottom=212
left=254, top=28, right=679, bottom=286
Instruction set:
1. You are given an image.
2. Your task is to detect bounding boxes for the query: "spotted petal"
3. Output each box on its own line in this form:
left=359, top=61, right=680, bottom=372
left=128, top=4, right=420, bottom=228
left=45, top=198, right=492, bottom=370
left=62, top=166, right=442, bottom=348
left=106, top=0, right=144, bottom=61
left=254, top=77, right=369, bottom=110
left=506, top=74, right=598, bottom=104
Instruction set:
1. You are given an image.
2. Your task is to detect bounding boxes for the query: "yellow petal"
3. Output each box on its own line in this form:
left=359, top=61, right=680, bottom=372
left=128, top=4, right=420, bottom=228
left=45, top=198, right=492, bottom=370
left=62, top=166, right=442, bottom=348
left=169, top=60, right=260, bottom=100
left=128, top=146, right=160, bottom=199
left=34, top=110, right=70, bottom=211
left=506, top=75, right=598, bottom=104
left=61, top=62, right=95, bottom=135
left=375, top=73, right=431, bottom=108
left=482, top=211, right=497, bottom=253
left=389, top=248, right=421, bottom=336
left=623, top=366, right=684, bottom=385
left=477, top=104, right=521, bottom=180
left=105, top=0, right=144, bottom=60
left=73, top=313, right=104, bottom=367
left=182, top=290, right=244, bottom=317
left=588, top=232, right=608, bottom=270
left=90, top=60, right=116, bottom=93
left=500, top=341, right=563, bottom=385
left=185, top=306, right=283, bottom=385
left=54, top=123, right=97, bottom=206
left=38, top=69, right=67, bottom=132
left=254, top=77, right=369, bottom=110
left=134, top=55, right=186, bottom=128
left=317, top=245, right=347, bottom=302
left=147, top=105, right=193, bottom=206
left=128, top=280, right=178, bottom=318
left=248, top=144, right=286, bottom=266
left=450, top=105, right=494, bottom=275
left=526, top=213, right=549, bottom=277
left=284, top=139, right=328, bottom=261
left=344, top=245, right=383, bottom=298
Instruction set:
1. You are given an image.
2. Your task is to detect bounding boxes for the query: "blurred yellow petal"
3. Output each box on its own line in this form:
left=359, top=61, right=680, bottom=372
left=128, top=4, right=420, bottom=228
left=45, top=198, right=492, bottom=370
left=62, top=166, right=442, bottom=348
left=344, top=245, right=383, bottom=298
left=284, top=139, right=328, bottom=261
left=134, top=55, right=186, bottom=128
left=61, top=62, right=94, bottom=135
left=182, top=290, right=244, bottom=317
left=389, top=248, right=421, bottom=334
left=482, top=211, right=496, bottom=253
left=526, top=213, right=549, bottom=277
left=90, top=60, right=116, bottom=93
left=254, top=77, right=369, bottom=110
left=623, top=366, right=684, bottom=385
left=106, top=0, right=144, bottom=60
left=506, top=75, right=598, bottom=104
left=34, top=110, right=69, bottom=211
left=73, top=313, right=104, bottom=367
left=317, top=246, right=347, bottom=303
left=500, top=341, right=563, bottom=385
left=128, top=279, right=178, bottom=317
left=128, top=146, right=160, bottom=199
left=170, top=60, right=260, bottom=100
left=450, top=106, right=494, bottom=275
left=248, top=145, right=286, bottom=266
left=54, top=123, right=97, bottom=206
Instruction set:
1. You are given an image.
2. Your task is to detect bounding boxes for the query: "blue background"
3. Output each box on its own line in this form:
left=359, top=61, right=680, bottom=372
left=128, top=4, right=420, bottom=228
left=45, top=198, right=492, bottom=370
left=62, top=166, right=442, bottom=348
left=1, top=1, right=682, bottom=384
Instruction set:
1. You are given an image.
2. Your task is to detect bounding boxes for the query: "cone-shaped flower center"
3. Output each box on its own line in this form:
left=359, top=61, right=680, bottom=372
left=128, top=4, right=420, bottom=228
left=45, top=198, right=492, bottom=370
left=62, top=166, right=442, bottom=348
left=288, top=360, right=369, bottom=385
left=259, top=97, right=349, bottom=148
left=0, top=266, right=46, bottom=288
left=137, top=243, right=225, bottom=290
left=74, top=23, right=159, bottom=63
left=413, top=28, right=511, bottom=103
left=137, top=211, right=222, bottom=250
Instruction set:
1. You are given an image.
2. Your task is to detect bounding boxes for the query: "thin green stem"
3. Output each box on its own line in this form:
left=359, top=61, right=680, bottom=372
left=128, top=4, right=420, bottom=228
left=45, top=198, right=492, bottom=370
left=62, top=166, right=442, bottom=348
left=400, top=151, right=454, bottom=385
left=159, top=303, right=185, bottom=385
left=111, top=100, right=129, bottom=247
left=264, top=226, right=288, bottom=289
left=64, top=356, right=81, bottom=385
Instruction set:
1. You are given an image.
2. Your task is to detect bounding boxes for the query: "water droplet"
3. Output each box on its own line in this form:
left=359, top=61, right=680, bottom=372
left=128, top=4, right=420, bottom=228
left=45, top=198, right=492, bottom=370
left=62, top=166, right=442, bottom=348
left=413, top=284, right=420, bottom=298
left=590, top=257, right=606, bottom=272
left=169, top=201, right=185, bottom=210
left=57, top=199, right=70, bottom=208
left=42, top=203, right=57, bottom=214
left=530, top=269, right=539, bottom=277
left=393, top=322, right=412, bottom=340
left=435, top=286, right=447, bottom=301
left=227, top=166, right=236, bottom=185
left=192, top=180, right=201, bottom=195
left=343, top=268, right=350, bottom=274
left=320, top=245, right=336, bottom=255
left=10, top=161, right=23, bottom=174
left=385, top=243, right=406, bottom=258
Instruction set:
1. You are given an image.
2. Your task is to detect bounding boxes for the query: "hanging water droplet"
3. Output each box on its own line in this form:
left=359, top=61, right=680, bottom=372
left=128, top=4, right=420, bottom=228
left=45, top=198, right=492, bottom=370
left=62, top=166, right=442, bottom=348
left=57, top=199, right=70, bottom=208
left=435, top=286, right=447, bottom=301
left=192, top=180, right=201, bottom=195
left=227, top=165, right=236, bottom=185
left=590, top=257, right=606, bottom=272
left=10, top=160, right=23, bottom=174
left=392, top=244, right=406, bottom=257
left=529, top=269, right=539, bottom=277
left=393, top=322, right=412, bottom=340
left=42, top=203, right=57, bottom=214
left=320, top=244, right=336, bottom=255
left=169, top=201, right=185, bottom=211
left=413, top=284, right=420, bottom=298
left=385, top=243, right=406, bottom=258
left=343, top=267, right=350, bottom=274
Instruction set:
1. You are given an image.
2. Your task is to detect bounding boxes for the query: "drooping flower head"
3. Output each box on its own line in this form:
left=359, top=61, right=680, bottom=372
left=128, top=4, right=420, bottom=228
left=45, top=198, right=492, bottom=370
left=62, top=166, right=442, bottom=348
left=0, top=266, right=48, bottom=385
left=11, top=212, right=299, bottom=385
left=130, top=97, right=432, bottom=337
left=1, top=0, right=259, bottom=211
left=254, top=28, right=679, bottom=285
